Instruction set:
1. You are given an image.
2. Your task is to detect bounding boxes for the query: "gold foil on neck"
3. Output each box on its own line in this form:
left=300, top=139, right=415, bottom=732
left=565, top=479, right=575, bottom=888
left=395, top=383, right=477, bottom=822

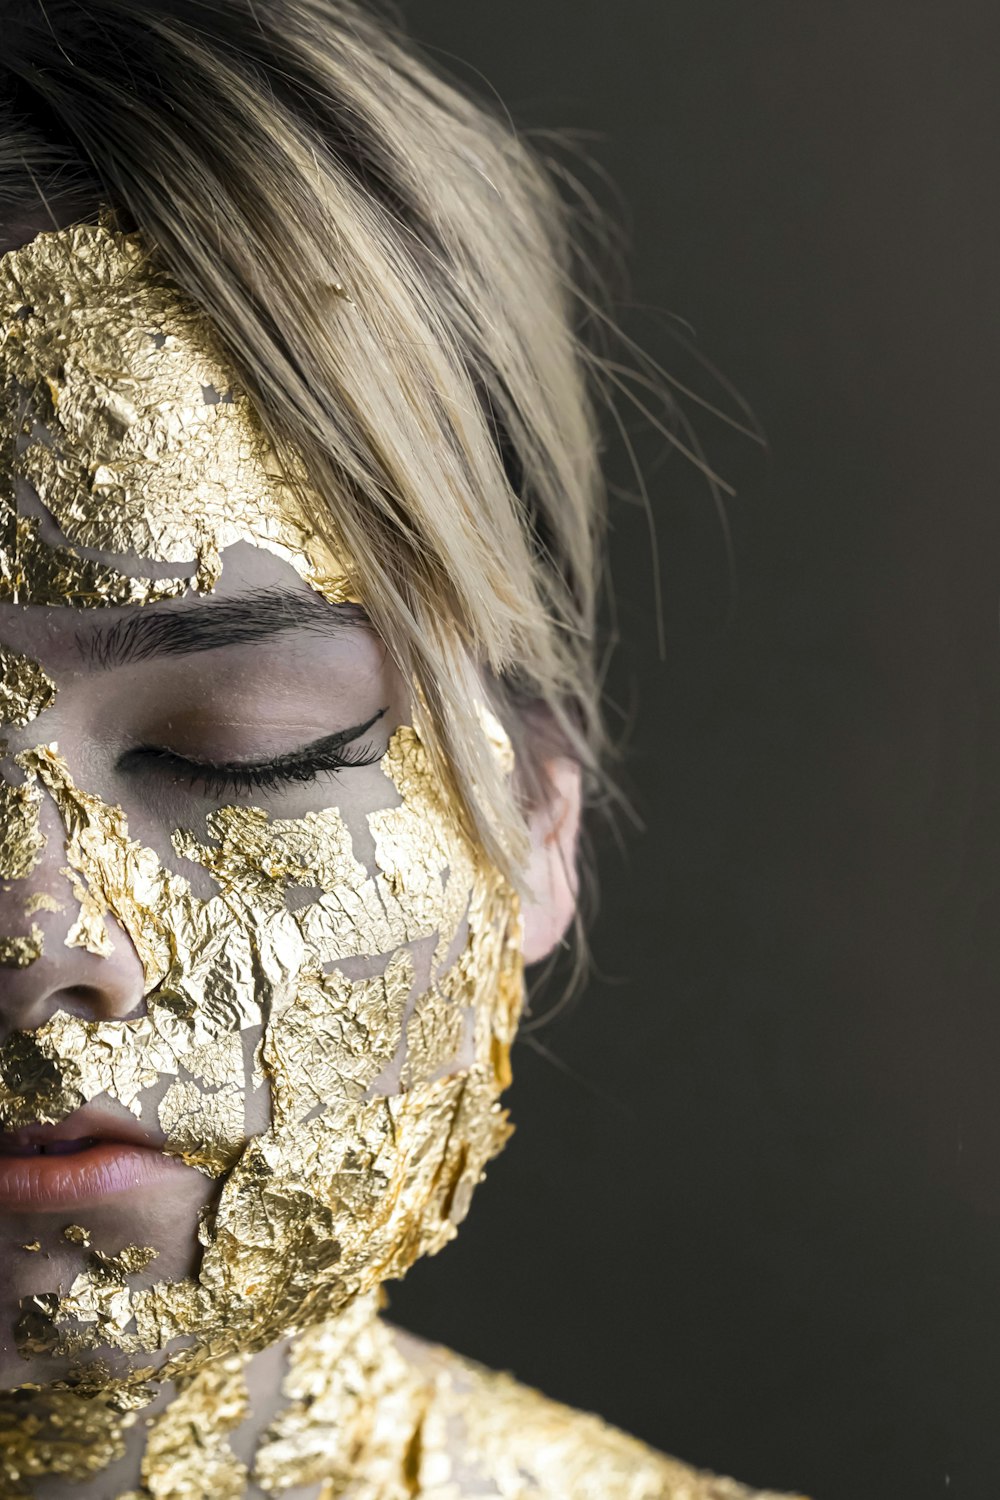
left=128, top=1355, right=251, bottom=1500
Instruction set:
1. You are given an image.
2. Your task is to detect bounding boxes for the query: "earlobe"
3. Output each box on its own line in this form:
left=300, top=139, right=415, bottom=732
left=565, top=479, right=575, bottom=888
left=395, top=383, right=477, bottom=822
left=520, top=756, right=582, bottom=966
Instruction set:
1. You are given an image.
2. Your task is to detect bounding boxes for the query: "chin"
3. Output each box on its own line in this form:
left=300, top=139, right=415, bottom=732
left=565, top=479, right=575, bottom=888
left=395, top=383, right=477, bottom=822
left=0, top=1177, right=212, bottom=1392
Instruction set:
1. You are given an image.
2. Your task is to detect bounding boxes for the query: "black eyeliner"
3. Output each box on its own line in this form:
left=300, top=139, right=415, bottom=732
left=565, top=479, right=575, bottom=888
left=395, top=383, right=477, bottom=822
left=119, top=707, right=389, bottom=795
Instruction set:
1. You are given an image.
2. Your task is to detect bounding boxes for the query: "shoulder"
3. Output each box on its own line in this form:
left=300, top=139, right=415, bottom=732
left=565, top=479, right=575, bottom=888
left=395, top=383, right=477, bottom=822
left=385, top=1324, right=810, bottom=1500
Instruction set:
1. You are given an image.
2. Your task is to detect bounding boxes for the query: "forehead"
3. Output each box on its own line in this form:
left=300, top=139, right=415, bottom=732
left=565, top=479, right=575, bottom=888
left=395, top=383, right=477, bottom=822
left=0, top=219, right=355, bottom=610
left=0, top=539, right=366, bottom=666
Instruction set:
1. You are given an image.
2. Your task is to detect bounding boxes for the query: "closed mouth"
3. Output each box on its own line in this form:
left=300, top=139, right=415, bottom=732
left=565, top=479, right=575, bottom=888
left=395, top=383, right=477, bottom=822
left=0, top=1111, right=190, bottom=1209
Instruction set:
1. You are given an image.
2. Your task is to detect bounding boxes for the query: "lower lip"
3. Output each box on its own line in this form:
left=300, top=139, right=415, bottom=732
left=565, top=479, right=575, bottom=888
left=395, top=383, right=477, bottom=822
left=0, top=1142, right=192, bottom=1211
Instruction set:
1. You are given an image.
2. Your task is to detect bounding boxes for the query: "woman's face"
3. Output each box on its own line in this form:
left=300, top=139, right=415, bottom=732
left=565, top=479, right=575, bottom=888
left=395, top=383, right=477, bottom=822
left=0, top=223, right=523, bottom=1401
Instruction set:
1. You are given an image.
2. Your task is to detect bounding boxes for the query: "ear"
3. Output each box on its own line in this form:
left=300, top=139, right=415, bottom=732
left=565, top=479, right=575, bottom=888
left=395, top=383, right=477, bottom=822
left=520, top=756, right=583, bottom=965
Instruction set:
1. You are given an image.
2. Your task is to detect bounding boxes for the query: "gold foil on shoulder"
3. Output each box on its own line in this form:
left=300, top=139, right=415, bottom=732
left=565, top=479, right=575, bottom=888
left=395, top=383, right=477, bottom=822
left=252, top=1306, right=805, bottom=1500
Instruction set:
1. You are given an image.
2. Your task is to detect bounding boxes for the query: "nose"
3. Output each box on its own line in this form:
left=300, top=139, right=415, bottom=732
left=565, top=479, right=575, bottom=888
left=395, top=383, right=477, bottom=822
left=0, top=780, right=146, bottom=1034
left=0, top=912, right=145, bottom=1033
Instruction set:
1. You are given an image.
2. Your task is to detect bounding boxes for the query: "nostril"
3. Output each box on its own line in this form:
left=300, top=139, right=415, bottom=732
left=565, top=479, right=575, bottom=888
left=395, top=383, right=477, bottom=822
left=47, top=985, right=148, bottom=1023
left=0, top=911, right=148, bottom=1027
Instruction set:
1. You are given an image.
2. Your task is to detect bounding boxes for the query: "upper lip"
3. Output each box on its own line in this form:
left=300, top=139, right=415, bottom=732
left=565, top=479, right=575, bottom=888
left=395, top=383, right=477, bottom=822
left=0, top=1105, right=166, bottom=1153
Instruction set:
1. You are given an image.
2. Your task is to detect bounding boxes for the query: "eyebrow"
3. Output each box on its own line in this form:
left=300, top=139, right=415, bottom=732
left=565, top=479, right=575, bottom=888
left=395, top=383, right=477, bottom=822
left=77, top=587, right=370, bottom=670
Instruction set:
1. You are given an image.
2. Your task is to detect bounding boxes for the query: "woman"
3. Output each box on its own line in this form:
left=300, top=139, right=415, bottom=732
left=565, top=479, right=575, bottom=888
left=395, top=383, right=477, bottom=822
left=0, top=2, right=805, bottom=1495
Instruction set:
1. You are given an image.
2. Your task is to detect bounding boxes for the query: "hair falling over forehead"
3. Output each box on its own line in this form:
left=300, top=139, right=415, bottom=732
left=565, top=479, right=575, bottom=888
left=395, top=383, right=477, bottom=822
left=0, top=0, right=610, bottom=879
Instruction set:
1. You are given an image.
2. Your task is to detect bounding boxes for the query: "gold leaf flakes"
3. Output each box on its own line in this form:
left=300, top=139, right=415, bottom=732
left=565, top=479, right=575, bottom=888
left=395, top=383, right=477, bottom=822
left=136, top=1355, right=250, bottom=1500
left=0, top=1386, right=126, bottom=1493
left=0, top=220, right=559, bottom=1500
left=0, top=924, right=43, bottom=967
left=0, top=774, right=45, bottom=880
left=158, top=1080, right=245, bottom=1178
left=0, top=647, right=56, bottom=727
left=24, top=890, right=64, bottom=916
left=0, top=221, right=356, bottom=608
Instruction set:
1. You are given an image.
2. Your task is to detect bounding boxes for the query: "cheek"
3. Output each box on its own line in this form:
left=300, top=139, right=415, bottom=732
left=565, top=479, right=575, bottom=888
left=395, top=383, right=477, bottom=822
left=0, top=725, right=503, bottom=1150
left=0, top=719, right=524, bottom=1381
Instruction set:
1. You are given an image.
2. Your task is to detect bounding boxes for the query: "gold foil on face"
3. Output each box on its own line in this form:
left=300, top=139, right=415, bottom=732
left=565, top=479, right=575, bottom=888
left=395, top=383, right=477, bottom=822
left=0, top=923, right=42, bottom=967
left=0, top=220, right=533, bottom=1500
left=0, top=646, right=56, bottom=727
left=0, top=720, right=522, bottom=1384
left=0, top=771, right=45, bottom=879
left=24, top=890, right=64, bottom=916
left=158, top=1080, right=245, bottom=1178
left=0, top=222, right=355, bottom=605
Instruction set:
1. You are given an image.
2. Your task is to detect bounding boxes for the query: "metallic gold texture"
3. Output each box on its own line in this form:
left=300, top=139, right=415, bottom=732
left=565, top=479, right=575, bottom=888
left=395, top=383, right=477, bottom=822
left=0, top=1386, right=127, bottom=1494
left=0, top=217, right=525, bottom=1497
left=132, top=1354, right=251, bottom=1500
left=0, top=715, right=525, bottom=1496
left=0, top=772, right=45, bottom=880
left=0, top=647, right=56, bottom=727
left=0, top=923, right=42, bottom=968
left=0, top=724, right=522, bottom=1366
left=0, top=221, right=356, bottom=607
left=250, top=1297, right=804, bottom=1500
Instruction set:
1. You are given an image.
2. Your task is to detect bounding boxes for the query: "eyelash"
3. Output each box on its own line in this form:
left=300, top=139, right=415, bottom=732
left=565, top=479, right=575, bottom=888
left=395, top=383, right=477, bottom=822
left=119, top=709, right=388, bottom=798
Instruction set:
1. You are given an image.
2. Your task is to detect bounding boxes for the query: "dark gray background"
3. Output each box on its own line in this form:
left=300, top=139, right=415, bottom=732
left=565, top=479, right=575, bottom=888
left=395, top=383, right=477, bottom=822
left=388, top=6, right=1000, bottom=1498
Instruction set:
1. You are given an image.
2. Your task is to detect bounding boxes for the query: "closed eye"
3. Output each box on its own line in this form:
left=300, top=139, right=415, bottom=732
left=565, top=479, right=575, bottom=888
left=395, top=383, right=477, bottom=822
left=117, top=708, right=388, bottom=798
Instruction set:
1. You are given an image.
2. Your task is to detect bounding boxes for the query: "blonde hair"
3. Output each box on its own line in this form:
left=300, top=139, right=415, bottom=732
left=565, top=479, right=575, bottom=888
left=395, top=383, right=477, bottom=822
left=0, top=0, right=609, bottom=876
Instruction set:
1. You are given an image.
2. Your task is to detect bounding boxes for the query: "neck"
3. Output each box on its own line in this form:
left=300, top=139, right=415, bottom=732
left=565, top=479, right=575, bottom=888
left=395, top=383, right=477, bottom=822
left=1, top=1294, right=417, bottom=1499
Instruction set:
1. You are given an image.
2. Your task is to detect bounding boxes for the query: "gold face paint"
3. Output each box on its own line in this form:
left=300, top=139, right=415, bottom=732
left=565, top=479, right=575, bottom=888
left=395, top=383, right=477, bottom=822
left=0, top=219, right=524, bottom=1495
